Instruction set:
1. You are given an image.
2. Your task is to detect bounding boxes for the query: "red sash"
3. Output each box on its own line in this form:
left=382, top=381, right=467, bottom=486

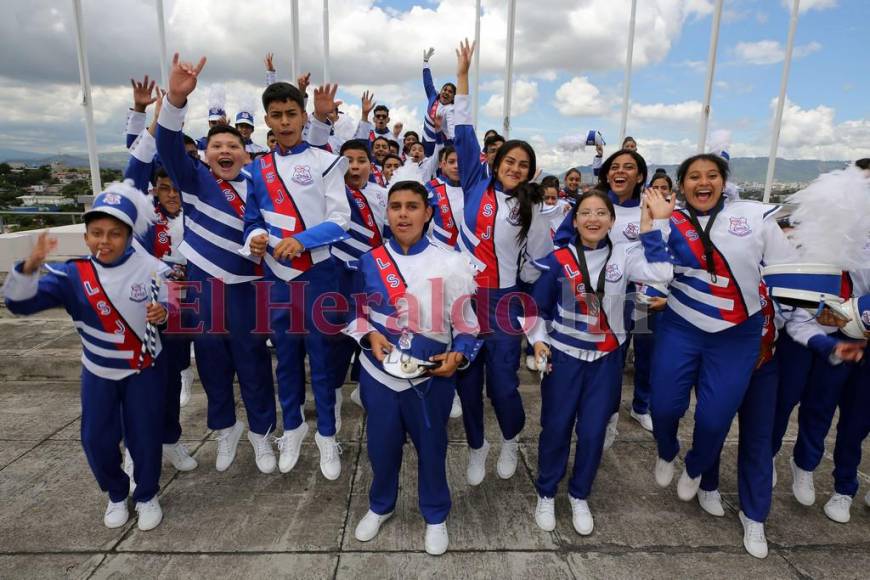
left=370, top=163, right=386, bottom=187
left=152, top=206, right=171, bottom=259
left=428, top=100, right=440, bottom=122
left=473, top=186, right=499, bottom=288
left=371, top=246, right=407, bottom=306
left=552, top=247, right=619, bottom=353
left=670, top=209, right=748, bottom=324
left=757, top=283, right=776, bottom=368
left=215, top=177, right=265, bottom=276
left=349, top=187, right=382, bottom=247
left=840, top=272, right=853, bottom=299
left=73, top=260, right=151, bottom=369
left=429, top=179, right=458, bottom=247
left=259, top=153, right=313, bottom=272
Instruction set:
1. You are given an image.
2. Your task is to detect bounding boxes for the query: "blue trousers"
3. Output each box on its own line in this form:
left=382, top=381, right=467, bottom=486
left=161, top=333, right=191, bottom=444
left=186, top=264, right=276, bottom=435
left=536, top=349, right=623, bottom=499
left=651, top=309, right=762, bottom=478
left=271, top=263, right=342, bottom=436
left=631, top=311, right=660, bottom=415
left=770, top=331, right=815, bottom=456
left=360, top=369, right=454, bottom=524
left=701, top=358, right=778, bottom=522
left=81, top=362, right=166, bottom=503
left=832, top=351, right=870, bottom=496
left=793, top=339, right=858, bottom=472
left=331, top=262, right=362, bottom=391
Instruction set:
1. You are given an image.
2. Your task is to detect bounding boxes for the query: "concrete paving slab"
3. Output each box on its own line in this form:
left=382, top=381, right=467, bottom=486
left=0, top=554, right=103, bottom=580
left=0, top=319, right=74, bottom=352
left=0, top=382, right=81, bottom=441
left=0, top=440, right=40, bottom=469
left=336, top=552, right=575, bottom=580
left=91, top=553, right=337, bottom=580
left=781, top=547, right=870, bottom=579
left=764, top=491, right=870, bottom=547
left=566, top=552, right=797, bottom=579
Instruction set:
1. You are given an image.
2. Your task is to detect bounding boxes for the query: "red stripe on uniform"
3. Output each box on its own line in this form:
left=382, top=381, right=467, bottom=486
left=258, top=153, right=313, bottom=272
left=370, top=246, right=407, bottom=306
left=473, top=186, right=499, bottom=288
left=429, top=179, right=458, bottom=247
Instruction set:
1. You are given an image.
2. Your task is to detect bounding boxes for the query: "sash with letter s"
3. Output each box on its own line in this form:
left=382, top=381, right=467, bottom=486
left=259, top=152, right=313, bottom=272
left=370, top=245, right=407, bottom=306
left=430, top=179, right=458, bottom=247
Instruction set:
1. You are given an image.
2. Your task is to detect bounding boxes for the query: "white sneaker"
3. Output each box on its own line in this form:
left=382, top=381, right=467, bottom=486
left=739, top=511, right=768, bottom=559
left=104, top=499, right=129, bottom=528
left=276, top=422, right=309, bottom=473
left=350, top=386, right=363, bottom=409
left=603, top=412, right=619, bottom=451
left=677, top=468, right=701, bottom=501
left=790, top=457, right=815, bottom=506
left=424, top=522, right=449, bottom=555
left=771, top=455, right=778, bottom=489
left=497, top=437, right=519, bottom=479
left=466, top=440, right=490, bottom=486
left=629, top=409, right=653, bottom=432
left=247, top=430, right=276, bottom=474
left=449, top=393, right=463, bottom=419
left=698, top=488, right=725, bottom=517
left=354, top=509, right=393, bottom=542
left=214, top=421, right=244, bottom=472
left=334, top=389, right=343, bottom=433
left=123, top=448, right=136, bottom=495
left=534, top=496, right=556, bottom=531
left=525, top=354, right=537, bottom=371
left=569, top=497, right=594, bottom=535
left=315, top=432, right=342, bottom=480
left=824, top=493, right=853, bottom=524
left=654, top=457, right=675, bottom=488
left=179, top=367, right=194, bottom=407
left=163, top=442, right=198, bottom=471
left=135, top=498, right=163, bottom=531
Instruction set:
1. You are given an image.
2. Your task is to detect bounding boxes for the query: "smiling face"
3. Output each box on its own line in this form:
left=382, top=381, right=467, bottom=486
left=681, top=159, right=724, bottom=213
left=154, top=176, right=181, bottom=215
left=574, top=195, right=615, bottom=248
left=343, top=148, right=371, bottom=190
left=264, top=99, right=307, bottom=150
left=607, top=153, right=643, bottom=201
left=495, top=145, right=531, bottom=191
left=439, top=83, right=456, bottom=105
left=383, top=157, right=401, bottom=181
left=387, top=188, right=432, bottom=248
left=205, top=132, right=246, bottom=180
left=649, top=175, right=672, bottom=195
left=409, top=142, right=425, bottom=163
left=84, top=215, right=130, bottom=263
left=565, top=171, right=581, bottom=193
left=372, top=139, right=390, bottom=164
left=403, top=133, right=418, bottom=149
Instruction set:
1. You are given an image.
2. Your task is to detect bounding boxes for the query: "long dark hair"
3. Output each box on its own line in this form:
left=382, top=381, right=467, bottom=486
left=676, top=153, right=730, bottom=186
left=492, top=140, right=542, bottom=242
left=597, top=149, right=648, bottom=200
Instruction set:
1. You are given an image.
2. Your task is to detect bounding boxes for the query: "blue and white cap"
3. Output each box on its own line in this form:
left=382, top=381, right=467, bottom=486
left=235, top=110, right=255, bottom=127
left=841, top=294, right=870, bottom=339
left=585, top=130, right=605, bottom=147
left=207, top=84, right=227, bottom=121
left=83, top=180, right=156, bottom=237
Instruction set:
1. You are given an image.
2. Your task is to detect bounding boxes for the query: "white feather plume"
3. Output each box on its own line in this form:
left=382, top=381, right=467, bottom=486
left=400, top=250, right=478, bottom=338
left=787, top=164, right=870, bottom=270
left=207, top=84, right=226, bottom=113
left=707, top=129, right=731, bottom=159
left=235, top=93, right=258, bottom=120
left=103, top=179, right=158, bottom=237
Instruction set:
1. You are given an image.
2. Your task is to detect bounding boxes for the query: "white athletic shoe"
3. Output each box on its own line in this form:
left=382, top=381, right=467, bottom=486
left=334, top=388, right=343, bottom=433
left=603, top=412, right=619, bottom=451
left=739, top=511, right=768, bottom=559
left=534, top=496, right=556, bottom=531
left=654, top=457, right=675, bottom=488
left=824, top=493, right=853, bottom=524
left=179, top=367, right=194, bottom=407
left=247, top=430, right=276, bottom=474
left=424, top=522, right=449, bottom=556
left=214, top=421, right=244, bottom=472
left=350, top=386, right=363, bottom=409
left=123, top=448, right=136, bottom=495
left=697, top=488, right=725, bottom=517
left=135, top=497, right=163, bottom=531
left=497, top=437, right=519, bottom=479
left=466, top=440, right=490, bottom=486
left=449, top=393, right=463, bottom=419
left=276, top=422, right=309, bottom=473
left=525, top=354, right=537, bottom=371
left=629, top=409, right=653, bottom=432
left=677, top=468, right=702, bottom=501
left=569, top=497, right=594, bottom=535
left=354, top=509, right=393, bottom=542
left=104, top=499, right=129, bottom=529
left=315, top=432, right=342, bottom=480
left=772, top=455, right=778, bottom=489
left=162, top=442, right=198, bottom=471
left=790, top=457, right=815, bottom=506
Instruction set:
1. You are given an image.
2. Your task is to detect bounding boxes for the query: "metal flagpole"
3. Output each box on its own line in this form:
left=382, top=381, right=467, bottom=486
left=322, top=0, right=331, bottom=83
left=155, top=0, right=168, bottom=89
left=472, top=0, right=481, bottom=127
left=618, top=0, right=638, bottom=145
left=697, top=0, right=724, bottom=152
left=71, top=0, right=102, bottom=200
left=764, top=0, right=801, bottom=203
left=502, top=0, right=517, bottom=138
left=290, top=0, right=300, bottom=81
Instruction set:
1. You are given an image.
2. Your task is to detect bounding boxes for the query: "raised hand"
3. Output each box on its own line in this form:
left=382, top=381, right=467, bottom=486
left=296, top=72, right=311, bottom=95
left=361, top=90, right=375, bottom=120
left=313, top=84, right=341, bottom=122
left=22, top=231, right=58, bottom=275
left=642, top=187, right=677, bottom=225
left=455, top=38, right=475, bottom=77
left=131, top=75, right=157, bottom=113
left=423, top=47, right=435, bottom=62
left=264, top=52, right=275, bottom=72
left=167, top=53, right=207, bottom=108
left=147, top=86, right=167, bottom=136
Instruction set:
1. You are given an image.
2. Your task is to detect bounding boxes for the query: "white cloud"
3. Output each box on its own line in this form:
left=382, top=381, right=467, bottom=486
left=735, top=40, right=821, bottom=65
left=630, top=101, right=703, bottom=123
left=782, top=0, right=838, bottom=13
left=481, top=80, right=538, bottom=118
left=553, top=77, right=610, bottom=117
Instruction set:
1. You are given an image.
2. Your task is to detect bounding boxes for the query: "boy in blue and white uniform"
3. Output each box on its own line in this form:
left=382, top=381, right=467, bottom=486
left=235, top=104, right=269, bottom=155
left=3, top=182, right=170, bottom=532
left=422, top=47, right=456, bottom=142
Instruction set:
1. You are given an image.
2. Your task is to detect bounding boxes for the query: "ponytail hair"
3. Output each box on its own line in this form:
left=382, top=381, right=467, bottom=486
left=492, top=140, right=542, bottom=242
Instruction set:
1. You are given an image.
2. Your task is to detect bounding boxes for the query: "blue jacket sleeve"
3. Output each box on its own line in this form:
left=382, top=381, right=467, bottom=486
left=3, top=263, right=70, bottom=316
left=155, top=97, right=201, bottom=194
left=530, top=256, right=559, bottom=323
left=452, top=95, right=485, bottom=194
left=423, top=64, right=437, bottom=104
left=241, top=167, right=268, bottom=246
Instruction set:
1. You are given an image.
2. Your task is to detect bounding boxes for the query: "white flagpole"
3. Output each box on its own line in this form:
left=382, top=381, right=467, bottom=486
left=764, top=0, right=801, bottom=203
left=155, top=0, right=168, bottom=89
left=618, top=0, right=638, bottom=145
left=472, top=0, right=481, bottom=127
left=290, top=0, right=300, bottom=81
left=322, top=0, right=330, bottom=83
left=502, top=0, right=517, bottom=138
left=71, top=0, right=102, bottom=200
left=698, top=0, right=724, bottom=152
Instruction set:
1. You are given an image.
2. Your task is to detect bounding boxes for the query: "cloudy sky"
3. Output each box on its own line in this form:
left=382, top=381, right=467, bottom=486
left=1, top=0, right=868, bottom=173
